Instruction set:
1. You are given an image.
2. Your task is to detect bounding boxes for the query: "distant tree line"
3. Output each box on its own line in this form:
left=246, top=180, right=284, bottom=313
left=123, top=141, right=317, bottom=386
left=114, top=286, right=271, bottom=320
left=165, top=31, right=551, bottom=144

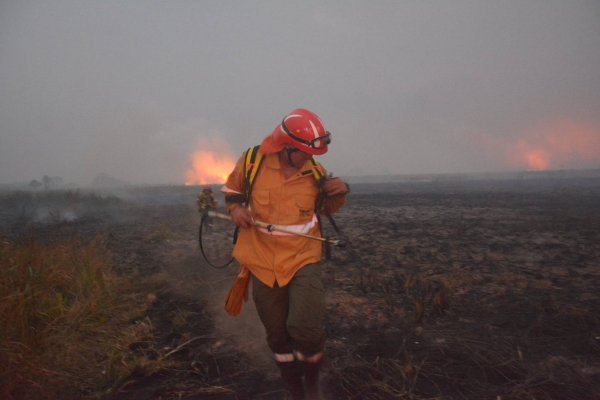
left=29, top=175, right=63, bottom=190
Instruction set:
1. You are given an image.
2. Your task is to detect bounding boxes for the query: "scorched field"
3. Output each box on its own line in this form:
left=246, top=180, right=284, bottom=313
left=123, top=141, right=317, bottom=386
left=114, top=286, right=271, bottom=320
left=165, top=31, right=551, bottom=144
left=1, top=174, right=599, bottom=399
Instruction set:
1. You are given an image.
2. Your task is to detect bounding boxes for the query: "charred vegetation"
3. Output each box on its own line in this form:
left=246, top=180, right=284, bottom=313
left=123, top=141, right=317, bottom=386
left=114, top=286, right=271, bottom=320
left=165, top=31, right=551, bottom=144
left=1, top=177, right=599, bottom=399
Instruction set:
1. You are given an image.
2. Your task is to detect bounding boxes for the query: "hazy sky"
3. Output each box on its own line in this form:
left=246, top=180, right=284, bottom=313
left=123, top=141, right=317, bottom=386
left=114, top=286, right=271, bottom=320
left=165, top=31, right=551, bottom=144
left=1, top=1, right=599, bottom=185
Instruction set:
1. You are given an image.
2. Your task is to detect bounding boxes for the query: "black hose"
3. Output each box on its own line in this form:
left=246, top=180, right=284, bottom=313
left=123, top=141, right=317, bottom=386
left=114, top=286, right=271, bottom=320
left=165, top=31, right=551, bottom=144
left=198, top=213, right=235, bottom=269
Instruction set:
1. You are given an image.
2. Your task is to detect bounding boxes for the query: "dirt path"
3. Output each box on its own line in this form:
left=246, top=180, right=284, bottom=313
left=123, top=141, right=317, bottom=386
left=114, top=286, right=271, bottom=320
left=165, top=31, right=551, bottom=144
left=105, top=204, right=286, bottom=399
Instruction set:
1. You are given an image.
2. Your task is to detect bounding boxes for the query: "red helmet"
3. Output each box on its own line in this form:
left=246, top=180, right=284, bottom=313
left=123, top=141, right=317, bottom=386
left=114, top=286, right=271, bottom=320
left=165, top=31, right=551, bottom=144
left=260, top=108, right=331, bottom=155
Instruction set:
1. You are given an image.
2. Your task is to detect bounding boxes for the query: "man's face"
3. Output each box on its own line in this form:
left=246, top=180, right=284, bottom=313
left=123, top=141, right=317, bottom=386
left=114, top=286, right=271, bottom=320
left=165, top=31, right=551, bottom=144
left=285, top=147, right=312, bottom=169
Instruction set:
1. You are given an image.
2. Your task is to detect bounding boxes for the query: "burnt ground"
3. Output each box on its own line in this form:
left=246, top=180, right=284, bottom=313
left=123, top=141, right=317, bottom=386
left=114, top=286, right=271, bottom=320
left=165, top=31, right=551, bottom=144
left=2, top=176, right=600, bottom=399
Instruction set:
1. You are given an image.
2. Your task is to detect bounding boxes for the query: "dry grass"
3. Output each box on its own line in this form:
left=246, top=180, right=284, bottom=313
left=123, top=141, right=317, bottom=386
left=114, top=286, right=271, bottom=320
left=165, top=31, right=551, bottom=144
left=0, top=236, right=162, bottom=399
left=142, top=223, right=176, bottom=242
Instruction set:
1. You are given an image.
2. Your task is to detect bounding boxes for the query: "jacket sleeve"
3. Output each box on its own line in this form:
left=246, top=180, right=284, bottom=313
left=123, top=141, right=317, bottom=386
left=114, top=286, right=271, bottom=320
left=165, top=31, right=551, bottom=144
left=318, top=165, right=348, bottom=215
left=320, top=192, right=347, bottom=215
left=221, top=152, right=247, bottom=213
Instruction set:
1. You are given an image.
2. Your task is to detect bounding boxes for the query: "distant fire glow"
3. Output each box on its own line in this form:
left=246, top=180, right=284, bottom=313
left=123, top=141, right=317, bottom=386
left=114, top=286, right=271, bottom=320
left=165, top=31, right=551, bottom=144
left=185, top=150, right=235, bottom=185
left=515, top=143, right=550, bottom=171
left=510, top=119, right=600, bottom=171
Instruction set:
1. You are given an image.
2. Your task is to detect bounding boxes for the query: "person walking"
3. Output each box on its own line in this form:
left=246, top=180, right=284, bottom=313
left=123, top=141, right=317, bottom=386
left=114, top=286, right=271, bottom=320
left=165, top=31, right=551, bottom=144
left=221, top=108, right=349, bottom=399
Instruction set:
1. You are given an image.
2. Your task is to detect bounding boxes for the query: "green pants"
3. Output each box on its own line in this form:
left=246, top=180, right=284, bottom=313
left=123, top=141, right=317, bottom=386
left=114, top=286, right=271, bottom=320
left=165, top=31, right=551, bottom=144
left=251, top=263, right=325, bottom=358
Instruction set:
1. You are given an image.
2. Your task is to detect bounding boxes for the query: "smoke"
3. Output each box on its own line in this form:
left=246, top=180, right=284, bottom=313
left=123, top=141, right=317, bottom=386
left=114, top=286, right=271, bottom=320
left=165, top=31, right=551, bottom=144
left=512, top=119, right=600, bottom=170
left=84, top=118, right=236, bottom=186
left=140, top=119, right=232, bottom=185
left=34, top=208, right=78, bottom=223
left=467, top=118, right=600, bottom=171
left=185, top=136, right=236, bottom=185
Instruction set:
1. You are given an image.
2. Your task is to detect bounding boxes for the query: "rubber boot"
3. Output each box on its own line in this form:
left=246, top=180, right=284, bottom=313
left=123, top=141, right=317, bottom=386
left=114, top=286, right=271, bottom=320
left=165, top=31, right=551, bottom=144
left=303, top=361, right=321, bottom=400
left=277, top=361, right=305, bottom=400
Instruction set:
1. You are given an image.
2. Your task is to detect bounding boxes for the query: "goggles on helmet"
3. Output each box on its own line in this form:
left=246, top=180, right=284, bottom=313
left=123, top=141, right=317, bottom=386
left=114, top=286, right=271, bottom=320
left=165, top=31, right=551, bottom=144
left=281, top=118, right=332, bottom=150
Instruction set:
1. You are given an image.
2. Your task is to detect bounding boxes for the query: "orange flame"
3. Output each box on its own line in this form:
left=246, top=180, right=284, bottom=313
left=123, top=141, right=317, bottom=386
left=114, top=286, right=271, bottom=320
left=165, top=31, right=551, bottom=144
left=510, top=119, right=600, bottom=171
left=515, top=141, right=551, bottom=171
left=185, top=150, right=235, bottom=185
left=524, top=150, right=550, bottom=171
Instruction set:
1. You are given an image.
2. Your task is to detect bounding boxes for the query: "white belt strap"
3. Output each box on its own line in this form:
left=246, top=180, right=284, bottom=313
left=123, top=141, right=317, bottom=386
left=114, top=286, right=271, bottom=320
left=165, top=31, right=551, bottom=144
left=274, top=352, right=295, bottom=363
left=294, top=350, right=323, bottom=363
left=257, top=214, right=318, bottom=236
left=220, top=185, right=242, bottom=194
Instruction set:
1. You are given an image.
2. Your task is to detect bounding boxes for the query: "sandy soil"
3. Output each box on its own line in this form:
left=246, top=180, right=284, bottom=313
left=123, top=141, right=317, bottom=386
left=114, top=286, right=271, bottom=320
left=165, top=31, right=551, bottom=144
left=2, top=176, right=600, bottom=399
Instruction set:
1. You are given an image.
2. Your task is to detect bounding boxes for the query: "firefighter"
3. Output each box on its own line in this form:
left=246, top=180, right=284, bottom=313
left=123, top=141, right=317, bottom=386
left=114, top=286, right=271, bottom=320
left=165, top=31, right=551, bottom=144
left=221, top=108, right=349, bottom=399
left=197, top=185, right=217, bottom=212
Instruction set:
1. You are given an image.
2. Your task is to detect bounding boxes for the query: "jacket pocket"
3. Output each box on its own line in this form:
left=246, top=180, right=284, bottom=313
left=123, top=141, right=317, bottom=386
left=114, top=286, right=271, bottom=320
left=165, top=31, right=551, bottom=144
left=295, top=195, right=315, bottom=221
left=252, top=189, right=270, bottom=218
left=253, top=189, right=269, bottom=205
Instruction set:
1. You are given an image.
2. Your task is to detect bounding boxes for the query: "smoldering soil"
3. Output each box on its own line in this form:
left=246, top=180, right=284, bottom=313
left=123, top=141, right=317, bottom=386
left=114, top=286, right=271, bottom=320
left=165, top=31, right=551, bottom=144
left=1, top=174, right=599, bottom=399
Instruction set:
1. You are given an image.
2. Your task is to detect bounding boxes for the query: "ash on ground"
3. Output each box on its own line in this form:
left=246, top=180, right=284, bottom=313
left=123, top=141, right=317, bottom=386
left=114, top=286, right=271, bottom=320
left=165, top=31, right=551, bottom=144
left=1, top=174, right=599, bottom=399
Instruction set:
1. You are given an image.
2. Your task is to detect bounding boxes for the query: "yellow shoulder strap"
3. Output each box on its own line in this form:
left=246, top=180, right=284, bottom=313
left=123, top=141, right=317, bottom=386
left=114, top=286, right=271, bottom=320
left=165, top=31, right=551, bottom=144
left=310, top=157, right=325, bottom=183
left=244, top=145, right=264, bottom=188
left=245, top=146, right=324, bottom=189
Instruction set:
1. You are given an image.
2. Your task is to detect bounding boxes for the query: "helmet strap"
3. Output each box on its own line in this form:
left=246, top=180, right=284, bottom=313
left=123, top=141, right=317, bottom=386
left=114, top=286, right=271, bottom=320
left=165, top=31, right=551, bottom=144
left=285, top=148, right=299, bottom=167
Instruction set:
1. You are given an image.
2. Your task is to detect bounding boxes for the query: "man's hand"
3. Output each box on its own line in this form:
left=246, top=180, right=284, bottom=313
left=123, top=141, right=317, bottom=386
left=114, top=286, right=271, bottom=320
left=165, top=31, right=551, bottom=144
left=230, top=206, right=255, bottom=229
left=323, top=177, right=349, bottom=197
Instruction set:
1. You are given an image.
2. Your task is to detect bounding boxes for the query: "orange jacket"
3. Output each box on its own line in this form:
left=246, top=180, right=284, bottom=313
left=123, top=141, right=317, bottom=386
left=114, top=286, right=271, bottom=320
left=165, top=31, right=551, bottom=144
left=222, top=150, right=346, bottom=287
